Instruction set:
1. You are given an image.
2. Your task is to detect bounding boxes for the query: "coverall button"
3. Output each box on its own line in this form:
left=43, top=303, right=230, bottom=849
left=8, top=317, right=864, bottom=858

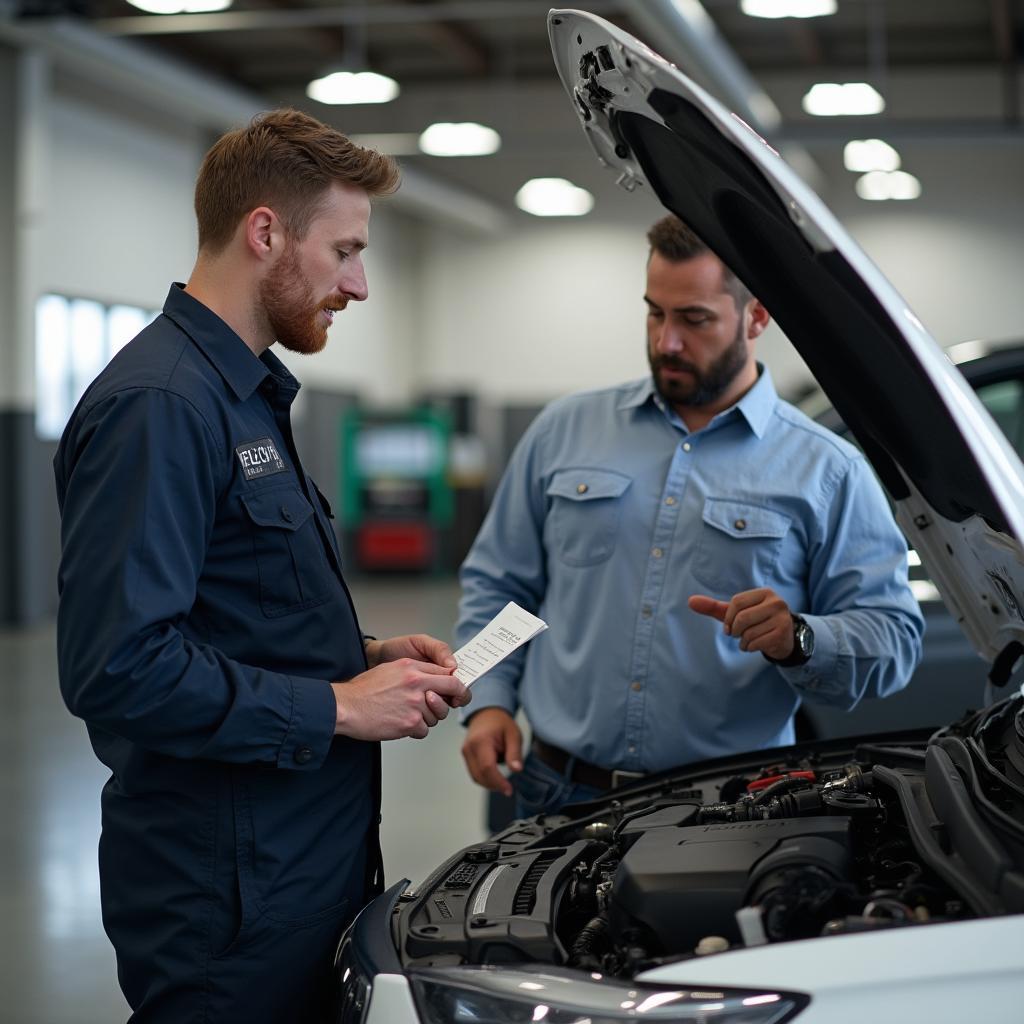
left=281, top=506, right=294, bottom=522
left=294, top=746, right=314, bottom=764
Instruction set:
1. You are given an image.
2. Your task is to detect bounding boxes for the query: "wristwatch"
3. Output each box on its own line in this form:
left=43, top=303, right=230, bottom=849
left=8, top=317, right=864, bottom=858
left=766, top=614, right=814, bottom=667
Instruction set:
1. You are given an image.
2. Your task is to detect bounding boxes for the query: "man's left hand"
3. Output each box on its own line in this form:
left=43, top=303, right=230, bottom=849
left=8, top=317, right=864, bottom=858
left=365, top=634, right=470, bottom=708
left=689, top=588, right=795, bottom=661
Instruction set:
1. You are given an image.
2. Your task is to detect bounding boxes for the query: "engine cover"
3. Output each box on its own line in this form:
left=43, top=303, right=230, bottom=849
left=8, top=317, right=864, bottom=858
left=609, top=816, right=852, bottom=953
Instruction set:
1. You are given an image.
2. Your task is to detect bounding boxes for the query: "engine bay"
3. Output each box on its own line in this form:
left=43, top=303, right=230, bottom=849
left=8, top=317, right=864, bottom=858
left=395, top=695, right=1024, bottom=978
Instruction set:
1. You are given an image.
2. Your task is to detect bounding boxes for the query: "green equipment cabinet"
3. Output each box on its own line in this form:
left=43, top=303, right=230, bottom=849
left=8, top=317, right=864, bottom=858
left=339, top=409, right=453, bottom=572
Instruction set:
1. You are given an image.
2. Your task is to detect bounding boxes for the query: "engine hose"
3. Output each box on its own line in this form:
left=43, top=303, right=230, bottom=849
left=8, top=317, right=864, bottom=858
left=571, top=914, right=612, bottom=966
left=751, top=776, right=816, bottom=805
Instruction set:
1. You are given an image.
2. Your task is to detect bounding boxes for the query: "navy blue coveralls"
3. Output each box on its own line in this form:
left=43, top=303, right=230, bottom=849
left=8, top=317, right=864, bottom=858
left=54, top=284, right=380, bottom=1023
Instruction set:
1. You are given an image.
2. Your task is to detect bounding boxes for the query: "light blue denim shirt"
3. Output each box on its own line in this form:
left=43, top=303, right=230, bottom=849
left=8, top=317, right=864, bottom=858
left=456, top=367, right=924, bottom=774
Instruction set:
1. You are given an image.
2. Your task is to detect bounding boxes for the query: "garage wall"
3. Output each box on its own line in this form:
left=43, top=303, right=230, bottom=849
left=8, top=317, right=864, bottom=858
left=417, top=215, right=811, bottom=405
left=416, top=144, right=1024, bottom=406
left=830, top=145, right=1024, bottom=349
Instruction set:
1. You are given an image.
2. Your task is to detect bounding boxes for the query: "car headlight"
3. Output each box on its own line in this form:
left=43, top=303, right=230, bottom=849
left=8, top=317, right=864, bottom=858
left=409, top=965, right=808, bottom=1023
left=334, top=930, right=371, bottom=1024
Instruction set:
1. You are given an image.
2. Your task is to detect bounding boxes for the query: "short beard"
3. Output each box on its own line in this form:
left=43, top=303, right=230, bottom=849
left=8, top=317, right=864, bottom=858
left=259, top=241, right=330, bottom=355
left=649, top=317, right=749, bottom=409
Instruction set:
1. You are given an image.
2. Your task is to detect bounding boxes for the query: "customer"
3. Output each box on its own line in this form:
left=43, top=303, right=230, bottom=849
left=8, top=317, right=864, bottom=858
left=54, top=108, right=469, bottom=1023
left=457, top=215, right=922, bottom=818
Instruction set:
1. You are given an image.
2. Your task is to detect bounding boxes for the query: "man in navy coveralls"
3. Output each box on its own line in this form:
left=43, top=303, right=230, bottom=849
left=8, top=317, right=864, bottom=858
left=54, top=108, right=470, bottom=1023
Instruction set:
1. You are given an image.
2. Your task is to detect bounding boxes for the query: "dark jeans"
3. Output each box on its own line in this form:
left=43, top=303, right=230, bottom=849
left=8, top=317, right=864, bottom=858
left=512, top=750, right=607, bottom=819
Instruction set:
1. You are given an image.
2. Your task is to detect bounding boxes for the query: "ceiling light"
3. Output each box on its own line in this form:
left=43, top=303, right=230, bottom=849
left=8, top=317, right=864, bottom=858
left=855, top=170, right=922, bottom=201
left=802, top=82, right=885, bottom=116
left=515, top=178, right=594, bottom=217
left=843, top=138, right=901, bottom=172
left=418, top=122, right=501, bottom=157
left=306, top=71, right=399, bottom=106
left=741, top=0, right=836, bottom=17
left=125, top=0, right=232, bottom=11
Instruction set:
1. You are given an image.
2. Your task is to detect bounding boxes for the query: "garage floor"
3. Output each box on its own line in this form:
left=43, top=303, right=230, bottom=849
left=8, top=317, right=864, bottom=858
left=0, top=577, right=491, bottom=1024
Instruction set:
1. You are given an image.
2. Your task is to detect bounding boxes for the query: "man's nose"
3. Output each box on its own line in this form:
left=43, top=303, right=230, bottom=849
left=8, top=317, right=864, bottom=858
left=654, top=321, right=683, bottom=354
left=342, top=258, right=369, bottom=302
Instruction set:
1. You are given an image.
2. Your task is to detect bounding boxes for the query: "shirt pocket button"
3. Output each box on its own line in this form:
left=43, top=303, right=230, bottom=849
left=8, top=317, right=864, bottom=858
left=294, top=746, right=314, bottom=764
left=280, top=506, right=294, bottom=523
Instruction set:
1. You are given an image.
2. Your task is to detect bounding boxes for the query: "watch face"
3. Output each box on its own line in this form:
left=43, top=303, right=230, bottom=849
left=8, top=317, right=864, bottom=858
left=796, top=620, right=814, bottom=657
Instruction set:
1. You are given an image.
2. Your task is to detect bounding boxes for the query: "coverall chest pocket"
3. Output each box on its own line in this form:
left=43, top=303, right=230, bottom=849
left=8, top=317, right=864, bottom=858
left=691, top=498, right=792, bottom=598
left=240, top=487, right=332, bottom=617
left=546, top=468, right=632, bottom=568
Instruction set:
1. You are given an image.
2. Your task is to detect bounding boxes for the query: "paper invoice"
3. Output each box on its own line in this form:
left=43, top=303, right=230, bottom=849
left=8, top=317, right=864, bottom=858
left=453, top=601, right=548, bottom=686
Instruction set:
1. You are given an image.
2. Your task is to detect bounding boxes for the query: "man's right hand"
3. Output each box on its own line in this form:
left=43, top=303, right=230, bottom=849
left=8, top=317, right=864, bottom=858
left=461, top=707, right=523, bottom=797
left=332, top=659, right=469, bottom=741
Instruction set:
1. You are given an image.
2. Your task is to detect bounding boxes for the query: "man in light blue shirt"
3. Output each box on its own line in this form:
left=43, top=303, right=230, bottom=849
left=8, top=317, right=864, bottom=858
left=456, top=216, right=924, bottom=817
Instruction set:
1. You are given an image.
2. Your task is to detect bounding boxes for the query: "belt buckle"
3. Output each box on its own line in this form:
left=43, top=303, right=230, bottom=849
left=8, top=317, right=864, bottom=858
left=610, top=768, right=644, bottom=789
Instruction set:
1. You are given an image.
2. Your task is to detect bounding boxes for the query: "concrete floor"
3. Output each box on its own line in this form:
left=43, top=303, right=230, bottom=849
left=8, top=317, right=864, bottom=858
left=0, top=577, right=490, bottom=1024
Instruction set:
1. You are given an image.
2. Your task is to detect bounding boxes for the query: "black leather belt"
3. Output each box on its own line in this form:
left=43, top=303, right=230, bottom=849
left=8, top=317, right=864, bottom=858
left=531, top=737, right=646, bottom=791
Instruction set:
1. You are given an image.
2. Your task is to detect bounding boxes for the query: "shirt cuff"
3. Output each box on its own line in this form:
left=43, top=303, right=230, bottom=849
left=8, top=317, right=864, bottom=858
left=275, top=675, right=337, bottom=771
left=458, top=674, right=519, bottom=725
left=776, top=613, right=844, bottom=698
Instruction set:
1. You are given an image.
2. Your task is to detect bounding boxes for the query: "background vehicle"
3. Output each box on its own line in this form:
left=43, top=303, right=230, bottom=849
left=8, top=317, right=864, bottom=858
left=801, top=342, right=1024, bottom=740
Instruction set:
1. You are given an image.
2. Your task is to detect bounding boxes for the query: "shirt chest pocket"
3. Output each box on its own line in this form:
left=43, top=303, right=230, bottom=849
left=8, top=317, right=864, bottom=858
left=240, top=487, right=332, bottom=617
left=691, top=498, right=792, bottom=598
left=546, top=468, right=632, bottom=568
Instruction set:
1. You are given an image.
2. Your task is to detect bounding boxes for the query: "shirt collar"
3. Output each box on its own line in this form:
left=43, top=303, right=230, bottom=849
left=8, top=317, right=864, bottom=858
left=617, top=364, right=778, bottom=439
left=161, top=283, right=300, bottom=402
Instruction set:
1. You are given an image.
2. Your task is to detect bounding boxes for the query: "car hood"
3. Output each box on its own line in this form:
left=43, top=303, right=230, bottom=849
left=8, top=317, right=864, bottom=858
left=549, top=9, right=1024, bottom=678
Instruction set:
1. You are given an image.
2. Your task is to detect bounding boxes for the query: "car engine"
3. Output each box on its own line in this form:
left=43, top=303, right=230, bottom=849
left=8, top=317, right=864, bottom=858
left=394, top=694, right=1024, bottom=978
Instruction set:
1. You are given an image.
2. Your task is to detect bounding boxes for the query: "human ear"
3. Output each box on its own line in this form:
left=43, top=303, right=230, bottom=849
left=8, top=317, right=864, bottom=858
left=244, top=206, right=282, bottom=260
left=746, top=299, right=771, bottom=340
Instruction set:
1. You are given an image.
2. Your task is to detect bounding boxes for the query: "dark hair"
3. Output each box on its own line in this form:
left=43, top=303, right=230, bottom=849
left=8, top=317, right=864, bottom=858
left=646, top=215, right=752, bottom=309
left=194, top=108, right=400, bottom=254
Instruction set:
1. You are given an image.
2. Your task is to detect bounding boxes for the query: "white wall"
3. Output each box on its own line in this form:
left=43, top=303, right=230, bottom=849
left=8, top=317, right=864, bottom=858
left=828, top=146, right=1024, bottom=350
left=0, top=46, right=15, bottom=406
left=414, top=142, right=1024, bottom=408
left=13, top=61, right=1024, bottom=415
left=417, top=216, right=809, bottom=405
left=45, top=91, right=204, bottom=310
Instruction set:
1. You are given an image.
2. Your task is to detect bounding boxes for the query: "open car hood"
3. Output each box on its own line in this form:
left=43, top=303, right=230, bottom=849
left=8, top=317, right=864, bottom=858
left=549, top=9, right=1024, bottom=680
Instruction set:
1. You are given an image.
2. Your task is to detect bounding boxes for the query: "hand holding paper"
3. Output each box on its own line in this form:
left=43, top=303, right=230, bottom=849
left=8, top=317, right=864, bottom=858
left=453, top=602, right=548, bottom=686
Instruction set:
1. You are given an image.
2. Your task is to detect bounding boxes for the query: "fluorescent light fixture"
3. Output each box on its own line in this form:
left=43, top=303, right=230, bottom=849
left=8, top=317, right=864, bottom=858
left=126, top=0, right=232, bottom=11
left=802, top=82, right=885, bottom=116
left=418, top=122, right=501, bottom=157
left=348, top=133, right=421, bottom=156
left=843, top=138, right=900, bottom=172
left=742, top=0, right=836, bottom=17
left=855, top=170, right=921, bottom=201
left=515, top=178, right=594, bottom=217
left=306, top=71, right=399, bottom=105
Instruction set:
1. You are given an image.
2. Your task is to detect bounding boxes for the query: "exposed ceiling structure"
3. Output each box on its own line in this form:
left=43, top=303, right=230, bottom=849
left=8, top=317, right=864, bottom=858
left=6, top=0, right=1024, bottom=221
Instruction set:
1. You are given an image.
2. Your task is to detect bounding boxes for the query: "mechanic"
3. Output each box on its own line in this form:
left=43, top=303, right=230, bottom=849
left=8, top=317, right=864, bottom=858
left=457, top=214, right=923, bottom=819
left=54, top=109, right=470, bottom=1024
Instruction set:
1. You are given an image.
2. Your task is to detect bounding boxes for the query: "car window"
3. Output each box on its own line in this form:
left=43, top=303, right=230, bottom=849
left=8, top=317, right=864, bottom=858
left=975, top=379, right=1024, bottom=458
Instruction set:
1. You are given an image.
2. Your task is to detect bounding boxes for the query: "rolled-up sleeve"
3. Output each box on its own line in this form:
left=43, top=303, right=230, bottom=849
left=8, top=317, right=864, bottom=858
left=55, top=387, right=336, bottom=768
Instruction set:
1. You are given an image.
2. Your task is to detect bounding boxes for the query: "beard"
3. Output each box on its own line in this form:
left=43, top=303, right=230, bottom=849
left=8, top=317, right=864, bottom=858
left=258, top=242, right=340, bottom=355
left=648, top=317, right=749, bottom=409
